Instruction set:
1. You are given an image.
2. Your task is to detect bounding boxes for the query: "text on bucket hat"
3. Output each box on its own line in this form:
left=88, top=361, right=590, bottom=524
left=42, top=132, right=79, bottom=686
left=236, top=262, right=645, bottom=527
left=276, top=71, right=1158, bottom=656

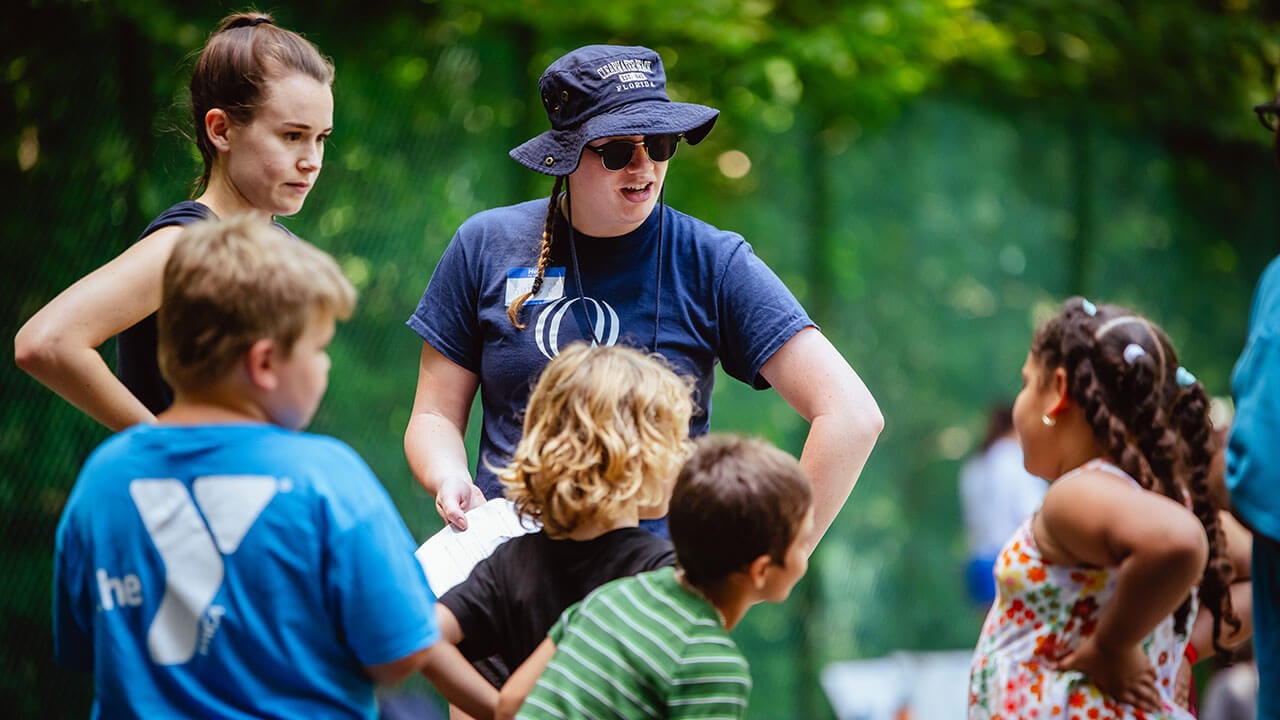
left=510, top=45, right=720, bottom=176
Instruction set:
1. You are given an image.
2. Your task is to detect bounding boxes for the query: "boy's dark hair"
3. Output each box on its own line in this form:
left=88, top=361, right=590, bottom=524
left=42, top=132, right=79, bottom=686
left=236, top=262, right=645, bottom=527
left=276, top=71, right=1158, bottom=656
left=668, top=434, right=812, bottom=587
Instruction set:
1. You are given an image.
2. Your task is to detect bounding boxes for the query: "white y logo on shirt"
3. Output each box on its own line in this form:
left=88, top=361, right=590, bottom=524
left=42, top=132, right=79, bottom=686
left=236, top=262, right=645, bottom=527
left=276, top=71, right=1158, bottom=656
left=126, top=475, right=283, bottom=665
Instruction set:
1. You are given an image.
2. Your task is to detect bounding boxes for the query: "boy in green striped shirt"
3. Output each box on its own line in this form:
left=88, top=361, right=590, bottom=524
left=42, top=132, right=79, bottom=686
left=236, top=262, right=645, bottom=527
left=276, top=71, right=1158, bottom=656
left=497, top=434, right=816, bottom=720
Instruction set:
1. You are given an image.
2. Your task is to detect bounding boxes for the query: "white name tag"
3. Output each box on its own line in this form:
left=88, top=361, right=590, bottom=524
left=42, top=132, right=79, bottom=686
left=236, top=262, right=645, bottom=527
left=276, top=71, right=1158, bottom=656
left=505, top=267, right=566, bottom=307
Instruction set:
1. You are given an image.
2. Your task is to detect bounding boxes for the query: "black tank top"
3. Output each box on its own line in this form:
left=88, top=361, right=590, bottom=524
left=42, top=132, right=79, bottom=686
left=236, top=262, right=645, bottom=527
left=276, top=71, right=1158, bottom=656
left=115, top=201, right=214, bottom=414
left=115, top=203, right=297, bottom=413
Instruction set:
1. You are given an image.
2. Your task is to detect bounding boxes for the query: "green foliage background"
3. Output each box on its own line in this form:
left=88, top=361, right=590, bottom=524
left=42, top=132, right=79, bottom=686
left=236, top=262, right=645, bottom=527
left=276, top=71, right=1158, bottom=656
left=4, top=1, right=1280, bottom=717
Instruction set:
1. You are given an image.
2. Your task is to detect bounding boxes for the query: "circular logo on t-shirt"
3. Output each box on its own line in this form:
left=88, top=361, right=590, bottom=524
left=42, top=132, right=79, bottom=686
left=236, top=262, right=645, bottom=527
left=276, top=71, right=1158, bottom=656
left=533, top=296, right=620, bottom=359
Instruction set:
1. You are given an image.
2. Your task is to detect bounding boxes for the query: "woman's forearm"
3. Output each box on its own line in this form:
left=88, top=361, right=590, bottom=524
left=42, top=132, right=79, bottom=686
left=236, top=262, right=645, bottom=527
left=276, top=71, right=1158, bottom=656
left=762, top=328, right=884, bottom=546
left=405, top=410, right=473, bottom=496
left=16, top=320, right=154, bottom=430
left=800, top=400, right=883, bottom=544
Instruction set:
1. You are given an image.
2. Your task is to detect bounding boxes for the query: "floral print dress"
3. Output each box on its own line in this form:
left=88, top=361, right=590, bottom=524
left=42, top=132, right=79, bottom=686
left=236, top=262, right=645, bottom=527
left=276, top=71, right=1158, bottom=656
left=968, top=459, right=1196, bottom=720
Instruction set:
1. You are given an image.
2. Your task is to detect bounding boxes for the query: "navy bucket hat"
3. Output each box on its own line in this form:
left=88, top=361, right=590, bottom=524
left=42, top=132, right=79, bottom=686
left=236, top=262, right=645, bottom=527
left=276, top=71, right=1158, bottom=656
left=510, top=45, right=720, bottom=177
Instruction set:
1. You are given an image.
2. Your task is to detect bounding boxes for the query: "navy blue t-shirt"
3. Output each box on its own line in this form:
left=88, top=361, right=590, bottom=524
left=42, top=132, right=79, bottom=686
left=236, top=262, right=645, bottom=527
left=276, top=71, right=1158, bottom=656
left=408, top=200, right=813, bottom=503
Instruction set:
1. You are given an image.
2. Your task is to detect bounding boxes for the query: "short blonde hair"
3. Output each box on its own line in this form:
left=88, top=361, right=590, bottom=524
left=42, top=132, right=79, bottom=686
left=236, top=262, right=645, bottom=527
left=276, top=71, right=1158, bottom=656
left=499, top=343, right=694, bottom=538
left=157, top=215, right=355, bottom=392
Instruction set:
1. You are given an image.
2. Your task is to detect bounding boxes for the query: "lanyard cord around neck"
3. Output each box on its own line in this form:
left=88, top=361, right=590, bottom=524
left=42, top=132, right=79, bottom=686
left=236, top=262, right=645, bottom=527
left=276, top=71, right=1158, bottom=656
left=562, top=185, right=665, bottom=353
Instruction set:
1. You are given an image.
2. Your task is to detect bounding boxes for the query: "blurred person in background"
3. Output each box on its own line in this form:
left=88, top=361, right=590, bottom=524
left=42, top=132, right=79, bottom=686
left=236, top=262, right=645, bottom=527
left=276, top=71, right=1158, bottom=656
left=958, top=400, right=1047, bottom=610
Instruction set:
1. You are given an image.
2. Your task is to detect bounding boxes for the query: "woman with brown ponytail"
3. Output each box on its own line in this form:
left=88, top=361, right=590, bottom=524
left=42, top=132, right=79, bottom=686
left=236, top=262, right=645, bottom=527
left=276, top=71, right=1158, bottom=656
left=968, top=296, right=1243, bottom=719
left=405, top=44, right=883, bottom=545
left=16, top=11, right=334, bottom=428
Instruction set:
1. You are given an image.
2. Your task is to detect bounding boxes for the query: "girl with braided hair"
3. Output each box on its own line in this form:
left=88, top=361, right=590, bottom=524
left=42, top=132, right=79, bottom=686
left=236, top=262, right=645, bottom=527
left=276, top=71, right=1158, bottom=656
left=969, top=296, right=1242, bottom=719
left=405, top=44, right=882, bottom=545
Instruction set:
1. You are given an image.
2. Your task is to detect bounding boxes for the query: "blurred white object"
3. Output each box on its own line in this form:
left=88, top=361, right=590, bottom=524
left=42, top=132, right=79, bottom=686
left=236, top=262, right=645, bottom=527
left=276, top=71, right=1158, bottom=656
left=960, top=436, right=1046, bottom=559
left=822, top=649, right=972, bottom=720
left=1200, top=662, right=1258, bottom=720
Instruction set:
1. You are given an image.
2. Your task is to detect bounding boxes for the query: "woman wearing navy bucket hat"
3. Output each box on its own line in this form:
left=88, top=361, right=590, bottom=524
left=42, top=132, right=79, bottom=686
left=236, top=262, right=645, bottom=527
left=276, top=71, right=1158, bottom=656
left=406, top=44, right=883, bottom=545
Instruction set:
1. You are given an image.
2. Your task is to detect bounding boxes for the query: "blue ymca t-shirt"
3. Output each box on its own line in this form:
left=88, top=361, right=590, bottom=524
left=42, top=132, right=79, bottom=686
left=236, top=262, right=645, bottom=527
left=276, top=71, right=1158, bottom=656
left=408, top=200, right=813, bottom=500
left=54, top=423, right=440, bottom=719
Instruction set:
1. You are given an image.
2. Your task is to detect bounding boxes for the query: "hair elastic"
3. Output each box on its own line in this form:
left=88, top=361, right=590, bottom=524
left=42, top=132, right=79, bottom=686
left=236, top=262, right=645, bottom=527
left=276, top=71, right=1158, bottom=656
left=1081, top=298, right=1098, bottom=316
left=1176, top=367, right=1197, bottom=388
left=1094, top=315, right=1143, bottom=340
left=1122, top=343, right=1146, bottom=365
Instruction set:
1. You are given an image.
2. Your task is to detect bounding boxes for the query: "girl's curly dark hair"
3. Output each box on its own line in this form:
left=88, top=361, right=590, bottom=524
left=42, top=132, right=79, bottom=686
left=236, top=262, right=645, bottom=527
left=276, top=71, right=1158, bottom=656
left=1030, top=296, right=1239, bottom=654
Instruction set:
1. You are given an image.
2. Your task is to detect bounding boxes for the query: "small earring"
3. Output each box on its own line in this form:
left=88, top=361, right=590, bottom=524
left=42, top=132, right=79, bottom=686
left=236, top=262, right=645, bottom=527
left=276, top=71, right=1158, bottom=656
left=1041, top=414, right=1056, bottom=427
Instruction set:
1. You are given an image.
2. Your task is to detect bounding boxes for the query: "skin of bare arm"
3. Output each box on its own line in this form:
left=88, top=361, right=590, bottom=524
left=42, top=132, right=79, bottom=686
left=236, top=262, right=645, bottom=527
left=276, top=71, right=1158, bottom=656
left=494, top=637, right=557, bottom=720
left=14, top=226, right=186, bottom=430
left=418, top=639, right=499, bottom=720
left=404, top=342, right=485, bottom=529
left=414, top=595, right=498, bottom=720
left=758, top=327, right=884, bottom=547
left=1035, top=469, right=1208, bottom=711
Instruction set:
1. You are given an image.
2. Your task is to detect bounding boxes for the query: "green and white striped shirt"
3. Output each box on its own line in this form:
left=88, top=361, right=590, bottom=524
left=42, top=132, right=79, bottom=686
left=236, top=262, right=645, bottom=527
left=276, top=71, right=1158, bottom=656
left=517, top=567, right=752, bottom=720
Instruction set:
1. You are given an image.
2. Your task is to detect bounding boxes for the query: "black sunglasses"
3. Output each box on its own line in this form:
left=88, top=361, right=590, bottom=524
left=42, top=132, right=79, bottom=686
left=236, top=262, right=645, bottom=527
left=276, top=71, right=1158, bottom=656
left=584, top=134, right=681, bottom=171
left=1254, top=102, right=1280, bottom=132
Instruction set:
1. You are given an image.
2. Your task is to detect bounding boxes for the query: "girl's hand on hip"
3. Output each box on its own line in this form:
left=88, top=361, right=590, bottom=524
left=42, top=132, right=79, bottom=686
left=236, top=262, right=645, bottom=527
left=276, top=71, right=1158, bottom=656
left=1056, top=637, right=1162, bottom=713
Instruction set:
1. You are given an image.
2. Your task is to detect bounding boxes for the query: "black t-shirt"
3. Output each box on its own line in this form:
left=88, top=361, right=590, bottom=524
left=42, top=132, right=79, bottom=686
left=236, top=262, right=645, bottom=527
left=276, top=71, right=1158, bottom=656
left=440, top=527, right=675, bottom=672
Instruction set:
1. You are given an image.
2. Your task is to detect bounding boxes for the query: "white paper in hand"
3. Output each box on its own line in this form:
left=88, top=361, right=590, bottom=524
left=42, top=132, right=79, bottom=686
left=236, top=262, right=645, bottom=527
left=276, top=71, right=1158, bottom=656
left=415, top=498, right=541, bottom=597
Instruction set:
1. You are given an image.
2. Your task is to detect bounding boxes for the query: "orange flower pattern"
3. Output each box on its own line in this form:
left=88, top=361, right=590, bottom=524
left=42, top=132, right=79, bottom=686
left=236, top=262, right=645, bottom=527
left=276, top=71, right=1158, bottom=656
left=968, top=460, right=1194, bottom=720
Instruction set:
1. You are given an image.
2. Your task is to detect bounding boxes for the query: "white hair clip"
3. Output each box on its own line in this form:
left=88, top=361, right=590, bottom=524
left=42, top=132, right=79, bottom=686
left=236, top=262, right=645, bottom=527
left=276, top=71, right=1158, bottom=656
left=1122, top=343, right=1146, bottom=364
left=1081, top=299, right=1098, bottom=316
left=1176, top=367, right=1196, bottom=388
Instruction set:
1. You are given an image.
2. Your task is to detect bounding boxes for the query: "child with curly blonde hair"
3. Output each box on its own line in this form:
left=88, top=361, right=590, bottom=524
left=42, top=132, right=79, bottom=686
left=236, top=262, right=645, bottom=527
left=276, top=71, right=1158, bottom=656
left=431, top=341, right=694, bottom=716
